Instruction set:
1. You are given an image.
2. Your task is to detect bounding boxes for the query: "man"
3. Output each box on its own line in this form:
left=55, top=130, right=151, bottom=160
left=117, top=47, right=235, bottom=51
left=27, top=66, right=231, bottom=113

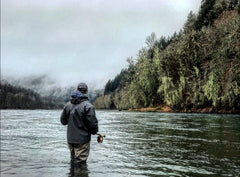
left=60, top=82, right=98, bottom=165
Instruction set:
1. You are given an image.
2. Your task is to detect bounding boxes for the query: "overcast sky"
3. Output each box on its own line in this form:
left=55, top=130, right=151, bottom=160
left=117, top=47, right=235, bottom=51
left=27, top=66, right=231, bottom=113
left=2, top=0, right=201, bottom=89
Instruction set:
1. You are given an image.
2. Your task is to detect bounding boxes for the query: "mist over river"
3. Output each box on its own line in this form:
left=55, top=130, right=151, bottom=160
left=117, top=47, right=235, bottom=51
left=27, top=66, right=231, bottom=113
left=1, top=110, right=240, bottom=177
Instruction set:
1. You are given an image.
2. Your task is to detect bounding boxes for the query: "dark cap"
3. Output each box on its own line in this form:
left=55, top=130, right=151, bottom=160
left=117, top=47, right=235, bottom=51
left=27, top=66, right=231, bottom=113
left=77, top=82, right=88, bottom=92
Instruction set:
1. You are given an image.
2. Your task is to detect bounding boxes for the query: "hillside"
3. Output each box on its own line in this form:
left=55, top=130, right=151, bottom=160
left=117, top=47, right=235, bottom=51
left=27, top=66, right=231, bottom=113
left=94, top=0, right=240, bottom=113
left=0, top=81, right=63, bottom=109
left=0, top=79, right=103, bottom=109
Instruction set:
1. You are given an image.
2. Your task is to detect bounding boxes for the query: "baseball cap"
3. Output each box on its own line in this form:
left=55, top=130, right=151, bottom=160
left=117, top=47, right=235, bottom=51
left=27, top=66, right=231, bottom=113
left=77, top=82, right=88, bottom=92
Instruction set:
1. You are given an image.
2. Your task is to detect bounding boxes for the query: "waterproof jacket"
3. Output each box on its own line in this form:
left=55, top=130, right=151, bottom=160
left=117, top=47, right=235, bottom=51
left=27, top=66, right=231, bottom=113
left=60, top=91, right=98, bottom=144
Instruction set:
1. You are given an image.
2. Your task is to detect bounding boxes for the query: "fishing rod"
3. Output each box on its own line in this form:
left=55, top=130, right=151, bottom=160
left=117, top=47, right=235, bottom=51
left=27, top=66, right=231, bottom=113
left=96, top=133, right=106, bottom=143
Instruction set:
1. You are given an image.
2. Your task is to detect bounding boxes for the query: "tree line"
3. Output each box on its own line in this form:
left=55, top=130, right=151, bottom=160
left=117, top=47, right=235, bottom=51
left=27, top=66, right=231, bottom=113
left=0, top=80, right=103, bottom=109
left=94, top=0, right=240, bottom=113
left=0, top=81, right=64, bottom=109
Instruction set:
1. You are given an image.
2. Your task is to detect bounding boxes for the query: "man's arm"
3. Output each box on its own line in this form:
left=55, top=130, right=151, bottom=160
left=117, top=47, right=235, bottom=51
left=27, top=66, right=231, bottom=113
left=85, top=105, right=98, bottom=134
left=60, top=106, right=69, bottom=125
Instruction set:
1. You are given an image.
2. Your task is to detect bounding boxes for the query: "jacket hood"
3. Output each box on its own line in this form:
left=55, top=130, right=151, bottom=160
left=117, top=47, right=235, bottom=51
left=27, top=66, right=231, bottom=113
left=70, top=90, right=88, bottom=104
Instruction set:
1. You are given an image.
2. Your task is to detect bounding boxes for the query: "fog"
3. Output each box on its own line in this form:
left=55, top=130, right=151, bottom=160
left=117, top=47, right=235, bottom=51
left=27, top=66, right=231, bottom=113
left=2, top=0, right=201, bottom=90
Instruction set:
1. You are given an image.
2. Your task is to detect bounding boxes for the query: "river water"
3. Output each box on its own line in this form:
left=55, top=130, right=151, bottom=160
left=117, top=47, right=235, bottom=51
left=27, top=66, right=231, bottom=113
left=1, top=110, right=240, bottom=177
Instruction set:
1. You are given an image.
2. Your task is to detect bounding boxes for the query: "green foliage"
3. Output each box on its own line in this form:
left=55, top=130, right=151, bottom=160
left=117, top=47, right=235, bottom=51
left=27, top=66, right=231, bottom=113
left=136, top=48, right=159, bottom=106
left=195, top=0, right=217, bottom=30
left=104, top=69, right=128, bottom=94
left=204, top=72, right=220, bottom=106
left=194, top=0, right=239, bottom=30
left=129, top=81, right=147, bottom=108
left=157, top=76, right=186, bottom=109
left=158, top=77, right=178, bottom=106
left=191, top=66, right=205, bottom=106
left=184, top=11, right=197, bottom=33
left=94, top=94, right=115, bottom=109
left=145, top=32, right=157, bottom=49
left=94, top=7, right=240, bottom=113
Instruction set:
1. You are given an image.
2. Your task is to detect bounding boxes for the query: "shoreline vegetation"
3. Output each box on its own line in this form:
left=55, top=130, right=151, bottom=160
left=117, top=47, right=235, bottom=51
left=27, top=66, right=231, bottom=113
left=128, top=105, right=240, bottom=114
left=94, top=1, right=240, bottom=114
left=96, top=104, right=239, bottom=114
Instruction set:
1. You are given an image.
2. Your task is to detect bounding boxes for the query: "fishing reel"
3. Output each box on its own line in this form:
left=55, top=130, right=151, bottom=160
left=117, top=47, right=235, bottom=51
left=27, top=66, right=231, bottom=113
left=97, top=133, right=106, bottom=143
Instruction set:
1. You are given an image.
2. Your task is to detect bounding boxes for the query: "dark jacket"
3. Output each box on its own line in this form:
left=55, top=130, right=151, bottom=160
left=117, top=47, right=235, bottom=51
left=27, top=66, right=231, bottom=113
left=60, top=91, right=98, bottom=144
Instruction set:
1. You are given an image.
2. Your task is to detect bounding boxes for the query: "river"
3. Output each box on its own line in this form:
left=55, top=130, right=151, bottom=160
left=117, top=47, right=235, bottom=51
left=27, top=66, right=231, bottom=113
left=1, top=110, right=240, bottom=177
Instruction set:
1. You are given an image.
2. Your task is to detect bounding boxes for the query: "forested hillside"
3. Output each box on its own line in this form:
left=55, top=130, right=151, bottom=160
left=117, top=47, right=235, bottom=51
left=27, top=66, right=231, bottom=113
left=0, top=79, right=103, bottom=109
left=0, top=81, right=63, bottom=109
left=95, top=0, right=240, bottom=113
left=5, top=75, right=103, bottom=104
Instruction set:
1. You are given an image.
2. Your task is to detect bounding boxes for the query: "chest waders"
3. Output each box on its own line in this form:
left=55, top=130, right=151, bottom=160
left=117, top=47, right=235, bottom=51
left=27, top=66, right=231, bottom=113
left=71, top=144, right=75, bottom=162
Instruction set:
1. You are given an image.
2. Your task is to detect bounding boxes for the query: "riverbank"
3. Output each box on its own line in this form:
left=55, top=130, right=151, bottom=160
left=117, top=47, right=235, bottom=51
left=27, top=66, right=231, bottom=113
left=128, top=104, right=240, bottom=114
left=94, top=8, right=240, bottom=115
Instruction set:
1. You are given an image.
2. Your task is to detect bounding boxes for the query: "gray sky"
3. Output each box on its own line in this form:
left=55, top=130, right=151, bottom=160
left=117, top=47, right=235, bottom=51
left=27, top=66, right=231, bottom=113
left=2, top=0, right=201, bottom=89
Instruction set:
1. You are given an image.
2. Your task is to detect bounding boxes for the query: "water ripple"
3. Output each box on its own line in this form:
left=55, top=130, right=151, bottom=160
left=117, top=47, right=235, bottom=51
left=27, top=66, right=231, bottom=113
left=1, top=110, right=240, bottom=176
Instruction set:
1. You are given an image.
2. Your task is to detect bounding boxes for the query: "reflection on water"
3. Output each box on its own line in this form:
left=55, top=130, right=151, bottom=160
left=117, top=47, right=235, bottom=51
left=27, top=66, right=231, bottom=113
left=1, top=110, right=240, bottom=176
left=69, top=162, right=89, bottom=177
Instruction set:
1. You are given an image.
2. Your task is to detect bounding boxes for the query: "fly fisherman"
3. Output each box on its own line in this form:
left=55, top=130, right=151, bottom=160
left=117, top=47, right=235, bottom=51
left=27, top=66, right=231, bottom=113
left=60, top=83, right=98, bottom=165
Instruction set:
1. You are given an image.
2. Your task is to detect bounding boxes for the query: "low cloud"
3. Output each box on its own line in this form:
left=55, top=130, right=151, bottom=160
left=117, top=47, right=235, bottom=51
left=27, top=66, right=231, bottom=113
left=2, top=0, right=201, bottom=89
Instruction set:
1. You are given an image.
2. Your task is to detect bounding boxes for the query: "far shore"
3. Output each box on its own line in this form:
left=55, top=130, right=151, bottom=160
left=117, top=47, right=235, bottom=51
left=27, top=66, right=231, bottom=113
left=1, top=106, right=239, bottom=114
left=96, top=104, right=240, bottom=114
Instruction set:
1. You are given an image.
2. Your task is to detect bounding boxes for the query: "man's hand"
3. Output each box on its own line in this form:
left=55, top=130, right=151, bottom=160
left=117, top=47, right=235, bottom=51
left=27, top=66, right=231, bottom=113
left=96, top=133, right=106, bottom=143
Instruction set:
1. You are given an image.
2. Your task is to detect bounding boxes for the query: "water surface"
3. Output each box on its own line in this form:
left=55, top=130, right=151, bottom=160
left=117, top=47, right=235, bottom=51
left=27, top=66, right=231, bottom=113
left=1, top=110, right=240, bottom=176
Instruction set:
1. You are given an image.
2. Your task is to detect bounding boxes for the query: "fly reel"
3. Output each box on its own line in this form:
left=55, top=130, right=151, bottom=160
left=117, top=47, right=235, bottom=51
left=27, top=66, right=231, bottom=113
left=97, top=133, right=106, bottom=143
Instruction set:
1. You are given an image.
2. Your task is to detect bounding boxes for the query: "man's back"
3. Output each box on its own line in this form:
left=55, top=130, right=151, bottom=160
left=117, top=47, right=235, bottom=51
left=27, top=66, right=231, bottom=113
left=60, top=90, right=98, bottom=144
left=60, top=84, right=99, bottom=164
